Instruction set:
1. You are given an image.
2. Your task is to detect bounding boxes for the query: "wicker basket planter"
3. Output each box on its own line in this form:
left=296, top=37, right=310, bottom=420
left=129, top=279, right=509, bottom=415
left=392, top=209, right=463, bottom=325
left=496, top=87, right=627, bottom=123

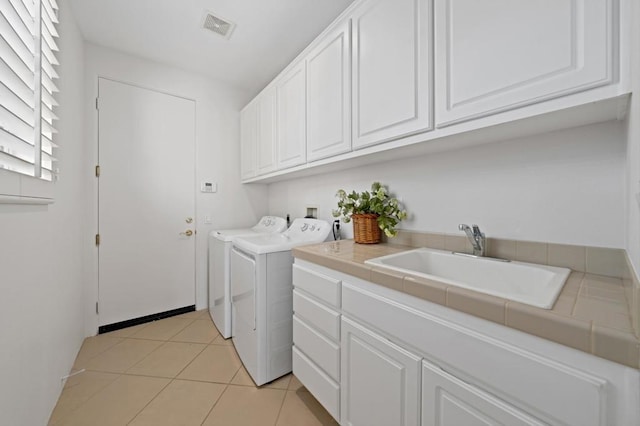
left=352, top=213, right=381, bottom=244
left=333, top=182, right=407, bottom=242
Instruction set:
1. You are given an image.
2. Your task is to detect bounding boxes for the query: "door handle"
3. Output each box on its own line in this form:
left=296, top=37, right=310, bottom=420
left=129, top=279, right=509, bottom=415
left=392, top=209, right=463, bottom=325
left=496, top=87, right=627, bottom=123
left=180, top=230, right=194, bottom=236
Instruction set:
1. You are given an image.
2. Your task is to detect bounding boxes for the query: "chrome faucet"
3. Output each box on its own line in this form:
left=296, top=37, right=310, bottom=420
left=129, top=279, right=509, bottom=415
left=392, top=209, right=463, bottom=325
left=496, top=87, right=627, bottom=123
left=459, top=224, right=485, bottom=256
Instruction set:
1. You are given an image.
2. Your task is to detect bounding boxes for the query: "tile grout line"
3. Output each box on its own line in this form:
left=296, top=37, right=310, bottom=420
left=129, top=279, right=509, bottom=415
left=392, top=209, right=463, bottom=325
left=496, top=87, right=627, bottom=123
left=199, top=383, right=231, bottom=426
left=131, top=316, right=197, bottom=340
left=121, top=313, right=216, bottom=424
left=85, top=322, right=213, bottom=376
left=173, top=344, right=231, bottom=383
left=164, top=317, right=197, bottom=341
left=504, top=301, right=510, bottom=326
left=129, top=338, right=212, bottom=376
left=49, top=372, right=124, bottom=426
left=75, top=336, right=162, bottom=375
left=125, top=376, right=174, bottom=425
left=71, top=335, right=123, bottom=369
left=58, top=313, right=271, bottom=425
left=52, top=313, right=217, bottom=425
left=273, top=386, right=289, bottom=426
left=122, top=337, right=171, bottom=376
left=571, top=274, right=587, bottom=316
left=229, top=365, right=246, bottom=385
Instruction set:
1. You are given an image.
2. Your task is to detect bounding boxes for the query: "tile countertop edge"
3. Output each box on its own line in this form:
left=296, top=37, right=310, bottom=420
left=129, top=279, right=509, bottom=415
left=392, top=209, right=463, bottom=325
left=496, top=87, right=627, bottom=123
left=292, top=240, right=640, bottom=370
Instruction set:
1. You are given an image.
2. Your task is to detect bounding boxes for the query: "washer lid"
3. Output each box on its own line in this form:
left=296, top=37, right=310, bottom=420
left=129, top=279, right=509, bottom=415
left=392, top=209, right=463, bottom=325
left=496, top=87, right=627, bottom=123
left=233, top=218, right=331, bottom=254
left=210, top=216, right=287, bottom=242
left=251, top=216, right=287, bottom=233
left=211, top=228, right=258, bottom=242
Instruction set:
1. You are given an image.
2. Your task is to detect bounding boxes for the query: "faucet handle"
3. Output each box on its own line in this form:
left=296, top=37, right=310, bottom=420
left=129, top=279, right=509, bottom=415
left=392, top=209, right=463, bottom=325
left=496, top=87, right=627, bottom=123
left=472, top=224, right=482, bottom=236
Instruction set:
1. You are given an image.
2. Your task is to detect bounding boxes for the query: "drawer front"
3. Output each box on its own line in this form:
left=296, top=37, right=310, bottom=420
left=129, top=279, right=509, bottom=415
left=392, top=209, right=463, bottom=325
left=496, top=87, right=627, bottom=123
left=293, top=264, right=341, bottom=307
left=293, top=346, right=340, bottom=422
left=342, top=282, right=608, bottom=426
left=293, top=316, right=340, bottom=381
left=293, top=289, right=340, bottom=341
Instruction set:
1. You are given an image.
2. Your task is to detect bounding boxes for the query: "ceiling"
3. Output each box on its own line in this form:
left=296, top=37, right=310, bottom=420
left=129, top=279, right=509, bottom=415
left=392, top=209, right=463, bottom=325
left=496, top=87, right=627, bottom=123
left=69, top=0, right=356, bottom=96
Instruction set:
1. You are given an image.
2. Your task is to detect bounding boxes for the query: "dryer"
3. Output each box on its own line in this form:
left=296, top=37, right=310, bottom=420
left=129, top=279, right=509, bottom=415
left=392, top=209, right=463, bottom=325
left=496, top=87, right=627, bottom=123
left=208, top=216, right=287, bottom=338
left=230, top=218, right=331, bottom=385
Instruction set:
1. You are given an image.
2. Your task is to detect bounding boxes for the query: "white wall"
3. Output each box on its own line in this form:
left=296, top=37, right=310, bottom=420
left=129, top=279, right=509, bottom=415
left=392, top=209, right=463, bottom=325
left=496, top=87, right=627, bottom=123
left=0, top=1, right=86, bottom=425
left=82, top=44, right=269, bottom=335
left=625, top=0, right=640, bottom=276
left=268, top=120, right=626, bottom=248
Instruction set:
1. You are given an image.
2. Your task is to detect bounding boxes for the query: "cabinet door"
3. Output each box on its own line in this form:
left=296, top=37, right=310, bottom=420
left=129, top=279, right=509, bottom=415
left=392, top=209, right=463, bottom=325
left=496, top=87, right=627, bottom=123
left=434, top=0, right=615, bottom=127
left=352, top=0, right=433, bottom=149
left=256, top=87, right=277, bottom=175
left=341, top=317, right=421, bottom=426
left=240, top=102, right=257, bottom=180
left=276, top=62, right=306, bottom=170
left=422, top=361, right=545, bottom=426
left=306, top=20, right=351, bottom=161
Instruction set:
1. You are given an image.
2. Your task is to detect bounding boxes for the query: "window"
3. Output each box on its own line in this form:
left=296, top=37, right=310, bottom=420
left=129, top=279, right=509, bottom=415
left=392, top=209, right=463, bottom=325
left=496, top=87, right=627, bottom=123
left=0, top=0, right=59, bottom=182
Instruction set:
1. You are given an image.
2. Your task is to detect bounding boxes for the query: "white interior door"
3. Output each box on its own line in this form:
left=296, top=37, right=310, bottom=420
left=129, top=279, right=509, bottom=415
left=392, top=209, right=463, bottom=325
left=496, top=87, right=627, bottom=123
left=98, top=78, right=196, bottom=327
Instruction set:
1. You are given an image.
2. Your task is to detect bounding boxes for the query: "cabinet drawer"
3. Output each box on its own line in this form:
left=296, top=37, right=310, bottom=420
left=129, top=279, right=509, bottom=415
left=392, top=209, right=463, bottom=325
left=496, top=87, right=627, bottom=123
left=293, top=264, right=341, bottom=307
left=342, top=282, right=608, bottom=426
left=293, top=316, right=340, bottom=381
left=293, top=289, right=340, bottom=341
left=293, top=346, right=340, bottom=422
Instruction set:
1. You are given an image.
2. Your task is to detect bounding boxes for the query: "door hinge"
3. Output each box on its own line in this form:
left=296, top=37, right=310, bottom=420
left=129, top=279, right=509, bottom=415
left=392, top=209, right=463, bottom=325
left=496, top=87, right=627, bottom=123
left=95, top=97, right=99, bottom=110
left=95, top=302, right=99, bottom=314
left=95, top=165, right=100, bottom=177
left=95, top=234, right=100, bottom=246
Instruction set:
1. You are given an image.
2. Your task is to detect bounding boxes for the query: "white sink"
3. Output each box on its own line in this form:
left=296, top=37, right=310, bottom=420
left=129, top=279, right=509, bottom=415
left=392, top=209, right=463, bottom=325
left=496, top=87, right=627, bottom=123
left=365, top=248, right=570, bottom=309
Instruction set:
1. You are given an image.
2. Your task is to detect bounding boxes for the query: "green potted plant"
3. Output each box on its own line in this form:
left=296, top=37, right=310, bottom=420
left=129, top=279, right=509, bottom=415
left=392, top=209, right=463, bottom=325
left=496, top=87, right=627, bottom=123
left=332, top=182, right=408, bottom=244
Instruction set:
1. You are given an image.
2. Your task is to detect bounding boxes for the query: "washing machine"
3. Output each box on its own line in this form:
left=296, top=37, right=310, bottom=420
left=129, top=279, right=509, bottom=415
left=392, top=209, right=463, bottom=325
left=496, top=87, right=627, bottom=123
left=230, top=218, right=331, bottom=386
left=208, top=216, right=287, bottom=338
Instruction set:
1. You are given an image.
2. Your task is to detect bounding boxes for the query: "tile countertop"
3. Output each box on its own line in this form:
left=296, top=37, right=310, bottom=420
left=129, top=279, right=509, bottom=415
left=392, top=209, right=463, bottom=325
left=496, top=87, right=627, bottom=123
left=292, top=240, right=640, bottom=369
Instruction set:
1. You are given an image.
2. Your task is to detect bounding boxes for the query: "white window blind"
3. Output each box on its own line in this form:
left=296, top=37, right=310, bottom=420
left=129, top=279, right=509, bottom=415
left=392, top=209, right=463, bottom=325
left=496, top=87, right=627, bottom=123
left=0, top=0, right=59, bottom=181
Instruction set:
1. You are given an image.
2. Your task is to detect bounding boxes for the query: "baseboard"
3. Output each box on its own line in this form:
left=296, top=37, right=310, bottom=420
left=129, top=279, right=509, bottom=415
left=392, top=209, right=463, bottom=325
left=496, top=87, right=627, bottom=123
left=98, top=305, right=196, bottom=334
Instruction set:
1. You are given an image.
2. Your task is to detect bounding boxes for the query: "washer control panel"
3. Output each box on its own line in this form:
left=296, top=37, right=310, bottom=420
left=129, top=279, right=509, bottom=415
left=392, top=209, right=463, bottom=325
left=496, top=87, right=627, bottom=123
left=284, top=218, right=331, bottom=241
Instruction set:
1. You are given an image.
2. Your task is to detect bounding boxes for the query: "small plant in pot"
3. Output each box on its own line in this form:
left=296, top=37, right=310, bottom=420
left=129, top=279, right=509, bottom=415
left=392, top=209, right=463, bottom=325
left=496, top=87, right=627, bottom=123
left=332, top=182, right=408, bottom=244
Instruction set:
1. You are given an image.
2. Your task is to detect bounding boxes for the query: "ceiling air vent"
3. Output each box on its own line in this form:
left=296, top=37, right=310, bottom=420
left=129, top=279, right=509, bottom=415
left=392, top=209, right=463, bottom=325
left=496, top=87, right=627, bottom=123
left=202, top=11, right=236, bottom=39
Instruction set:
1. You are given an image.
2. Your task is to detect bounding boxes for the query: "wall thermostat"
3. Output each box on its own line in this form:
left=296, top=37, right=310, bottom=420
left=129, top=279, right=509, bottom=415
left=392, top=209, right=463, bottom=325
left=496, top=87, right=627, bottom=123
left=201, top=182, right=217, bottom=193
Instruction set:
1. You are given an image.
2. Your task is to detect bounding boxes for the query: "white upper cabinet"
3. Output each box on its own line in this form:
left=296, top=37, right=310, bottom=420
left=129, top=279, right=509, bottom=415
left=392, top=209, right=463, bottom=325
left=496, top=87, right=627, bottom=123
left=256, top=87, right=277, bottom=175
left=240, top=0, right=625, bottom=183
left=306, top=20, right=352, bottom=162
left=434, top=0, right=616, bottom=127
left=351, top=0, right=433, bottom=149
left=276, top=62, right=307, bottom=170
left=240, top=102, right=257, bottom=180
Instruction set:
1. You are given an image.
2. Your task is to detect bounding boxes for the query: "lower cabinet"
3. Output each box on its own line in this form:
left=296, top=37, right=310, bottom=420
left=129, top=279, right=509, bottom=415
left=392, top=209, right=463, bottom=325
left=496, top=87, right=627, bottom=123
left=341, top=317, right=421, bottom=426
left=421, top=361, right=544, bottom=426
left=292, top=259, right=639, bottom=426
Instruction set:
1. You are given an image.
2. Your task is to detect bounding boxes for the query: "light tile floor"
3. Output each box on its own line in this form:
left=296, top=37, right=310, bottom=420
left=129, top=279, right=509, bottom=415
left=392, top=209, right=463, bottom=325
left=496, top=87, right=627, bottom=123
left=49, top=310, right=338, bottom=426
